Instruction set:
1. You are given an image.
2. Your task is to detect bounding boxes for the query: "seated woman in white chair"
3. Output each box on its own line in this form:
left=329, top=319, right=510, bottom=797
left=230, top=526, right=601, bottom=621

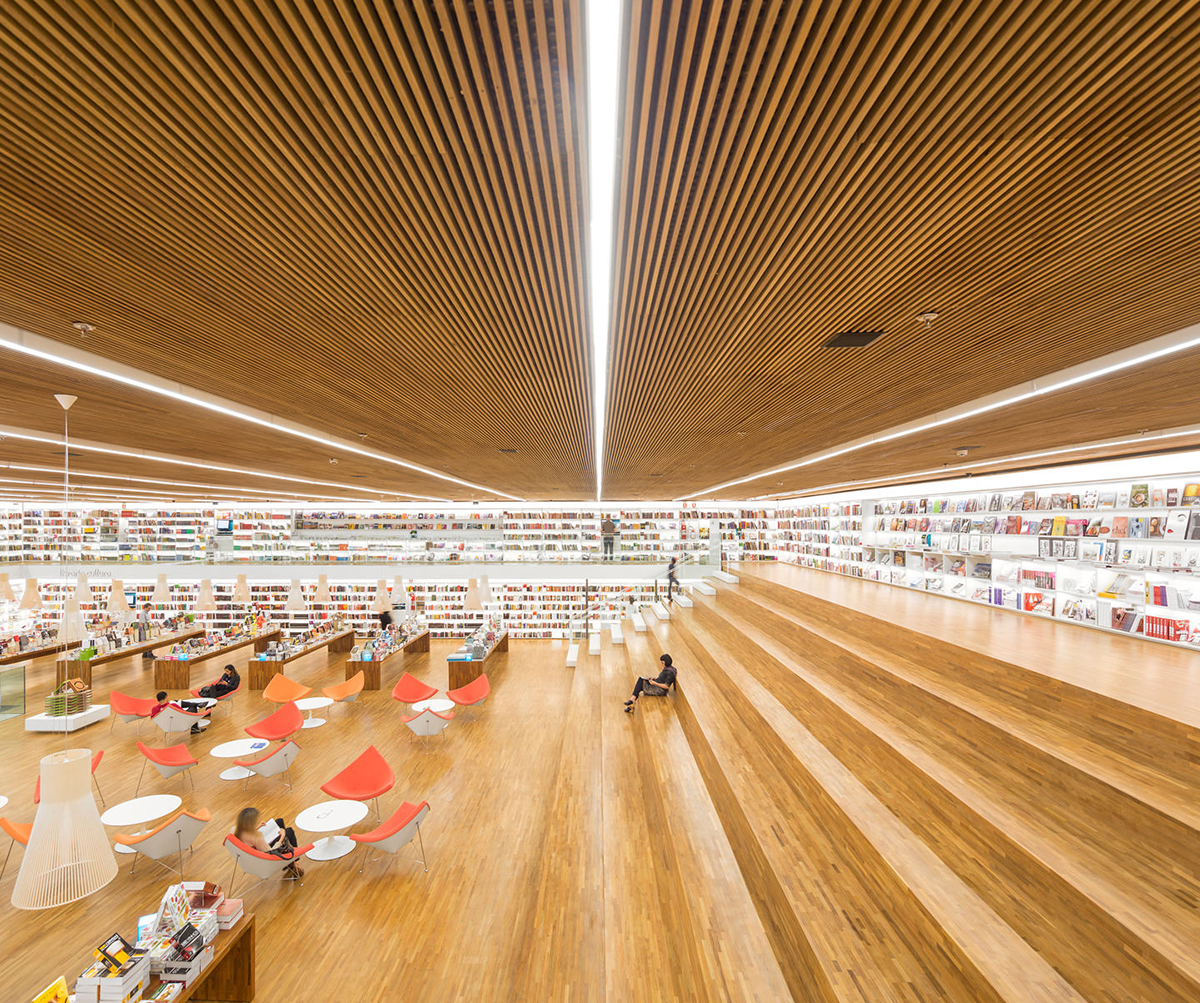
left=233, top=807, right=304, bottom=878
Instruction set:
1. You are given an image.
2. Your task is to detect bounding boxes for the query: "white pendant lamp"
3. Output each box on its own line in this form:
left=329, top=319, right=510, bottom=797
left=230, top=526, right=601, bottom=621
left=370, top=579, right=391, bottom=613
left=314, top=574, right=331, bottom=604
left=393, top=577, right=410, bottom=610
left=150, top=574, right=170, bottom=604
left=72, top=573, right=93, bottom=605
left=478, top=575, right=494, bottom=605
left=232, top=574, right=251, bottom=604
left=107, top=581, right=132, bottom=618
left=0, top=573, right=15, bottom=603
left=194, top=579, right=217, bottom=612
left=60, top=597, right=87, bottom=647
left=283, top=579, right=306, bottom=612
left=12, top=748, right=117, bottom=909
left=19, top=578, right=42, bottom=610
left=463, top=578, right=482, bottom=610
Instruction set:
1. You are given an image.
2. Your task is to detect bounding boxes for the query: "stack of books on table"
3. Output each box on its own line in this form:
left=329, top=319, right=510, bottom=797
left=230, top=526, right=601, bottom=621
left=74, top=950, right=150, bottom=1003
left=216, top=898, right=244, bottom=929
left=143, top=982, right=183, bottom=1001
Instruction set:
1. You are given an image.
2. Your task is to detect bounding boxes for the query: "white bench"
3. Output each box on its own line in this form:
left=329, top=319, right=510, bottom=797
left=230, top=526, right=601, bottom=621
left=652, top=601, right=670, bottom=620
left=712, top=570, right=739, bottom=583
left=611, top=622, right=625, bottom=644
left=674, top=593, right=694, bottom=607
left=630, top=611, right=647, bottom=632
left=694, top=581, right=717, bottom=596
left=566, top=643, right=579, bottom=668
left=588, top=633, right=601, bottom=655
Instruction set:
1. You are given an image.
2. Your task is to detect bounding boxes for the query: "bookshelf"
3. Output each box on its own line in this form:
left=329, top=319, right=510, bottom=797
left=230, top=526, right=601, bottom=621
left=776, top=474, right=1200, bottom=651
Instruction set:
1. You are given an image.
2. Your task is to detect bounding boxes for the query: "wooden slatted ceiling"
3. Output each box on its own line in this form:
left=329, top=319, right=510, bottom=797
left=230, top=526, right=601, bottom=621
left=0, top=353, right=464, bottom=502
left=0, top=0, right=589, bottom=499
left=606, top=0, right=1200, bottom=498
left=715, top=345, right=1200, bottom=501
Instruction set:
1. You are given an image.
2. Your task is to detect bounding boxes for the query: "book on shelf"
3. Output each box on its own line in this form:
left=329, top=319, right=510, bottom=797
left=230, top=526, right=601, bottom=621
left=1051, top=516, right=1067, bottom=536
left=1165, top=510, right=1189, bottom=538
left=1116, top=489, right=1131, bottom=507
left=1098, top=491, right=1116, bottom=508
left=1020, top=491, right=1036, bottom=510
left=1111, top=516, right=1129, bottom=537
left=1182, top=483, right=1200, bottom=506
left=1082, top=489, right=1098, bottom=508
left=1152, top=487, right=1165, bottom=507
left=1066, top=518, right=1087, bottom=537
left=1186, top=510, right=1200, bottom=540
left=1167, top=487, right=1179, bottom=506
left=1130, top=484, right=1150, bottom=508
left=1130, top=517, right=1148, bottom=540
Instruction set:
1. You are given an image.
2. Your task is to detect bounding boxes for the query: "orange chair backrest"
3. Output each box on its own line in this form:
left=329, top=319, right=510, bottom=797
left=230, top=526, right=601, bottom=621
left=262, top=675, right=312, bottom=703
left=324, top=670, right=364, bottom=702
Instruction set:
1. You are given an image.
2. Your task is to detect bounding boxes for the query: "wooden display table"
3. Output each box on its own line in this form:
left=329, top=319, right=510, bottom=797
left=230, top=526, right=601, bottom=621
left=149, top=913, right=255, bottom=1002
left=153, top=628, right=283, bottom=690
left=56, top=627, right=206, bottom=688
left=447, top=631, right=508, bottom=690
left=346, top=629, right=430, bottom=690
left=0, top=639, right=80, bottom=665
left=248, top=628, right=355, bottom=689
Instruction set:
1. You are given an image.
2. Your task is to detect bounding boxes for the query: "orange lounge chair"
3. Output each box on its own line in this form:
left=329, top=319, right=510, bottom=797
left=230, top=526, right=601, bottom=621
left=323, top=670, right=364, bottom=707
left=320, top=745, right=394, bottom=822
left=110, top=691, right=158, bottom=732
left=115, top=807, right=210, bottom=877
left=446, top=673, right=490, bottom=714
left=191, top=679, right=242, bottom=715
left=391, top=672, right=437, bottom=705
left=1, top=817, right=31, bottom=881
left=135, top=741, right=199, bottom=795
left=235, top=740, right=301, bottom=791
left=224, top=833, right=313, bottom=895
left=262, top=675, right=312, bottom=704
left=350, top=801, right=431, bottom=874
left=245, top=701, right=303, bottom=742
left=402, top=707, right=454, bottom=750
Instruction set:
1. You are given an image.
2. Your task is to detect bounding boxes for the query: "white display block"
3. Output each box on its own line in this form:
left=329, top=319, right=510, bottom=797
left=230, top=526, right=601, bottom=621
left=652, top=601, right=670, bottom=620
left=588, top=633, right=600, bottom=655
left=712, top=570, right=739, bottom=583
left=610, top=622, right=624, bottom=644
left=631, top=611, right=647, bottom=632
left=565, top=643, right=579, bottom=667
left=675, top=594, right=693, bottom=607
left=694, top=582, right=717, bottom=596
left=25, top=704, right=110, bottom=732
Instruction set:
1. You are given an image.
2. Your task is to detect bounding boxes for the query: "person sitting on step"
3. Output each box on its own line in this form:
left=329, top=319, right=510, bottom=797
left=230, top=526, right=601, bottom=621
left=625, top=653, right=678, bottom=713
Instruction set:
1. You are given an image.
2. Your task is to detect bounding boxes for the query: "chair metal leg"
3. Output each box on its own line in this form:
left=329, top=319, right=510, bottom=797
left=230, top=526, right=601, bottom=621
left=227, top=857, right=239, bottom=897
left=177, top=832, right=185, bottom=881
left=1, top=839, right=14, bottom=881
left=372, top=797, right=381, bottom=824
left=93, top=773, right=106, bottom=809
left=416, top=825, right=428, bottom=872
left=130, top=851, right=139, bottom=876
left=135, top=758, right=148, bottom=796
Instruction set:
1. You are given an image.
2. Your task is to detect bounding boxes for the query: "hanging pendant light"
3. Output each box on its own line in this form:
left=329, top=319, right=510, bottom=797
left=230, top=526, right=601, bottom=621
left=478, top=575, right=494, bottom=605
left=370, top=579, right=390, bottom=613
left=150, top=574, right=170, bottom=604
left=194, top=579, right=217, bottom=612
left=11, top=748, right=117, bottom=909
left=107, top=581, right=132, bottom=619
left=19, top=578, right=42, bottom=610
left=393, top=577, right=410, bottom=610
left=0, top=573, right=15, bottom=602
left=232, top=574, right=251, bottom=604
left=314, top=574, right=331, bottom=604
left=59, top=596, right=87, bottom=646
left=283, top=579, right=306, bottom=612
left=463, top=578, right=482, bottom=610
left=72, top=574, right=93, bottom=605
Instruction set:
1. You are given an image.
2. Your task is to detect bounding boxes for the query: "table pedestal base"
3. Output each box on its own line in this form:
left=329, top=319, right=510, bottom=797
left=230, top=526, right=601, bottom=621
left=306, top=835, right=355, bottom=860
left=220, top=766, right=254, bottom=781
left=301, top=716, right=326, bottom=729
left=114, top=844, right=136, bottom=855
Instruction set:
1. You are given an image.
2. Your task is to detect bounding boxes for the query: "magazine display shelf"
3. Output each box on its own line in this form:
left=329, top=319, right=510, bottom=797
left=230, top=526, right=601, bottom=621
left=346, top=628, right=431, bottom=690
left=153, top=627, right=282, bottom=690
left=248, top=628, right=355, bottom=688
left=57, top=626, right=207, bottom=687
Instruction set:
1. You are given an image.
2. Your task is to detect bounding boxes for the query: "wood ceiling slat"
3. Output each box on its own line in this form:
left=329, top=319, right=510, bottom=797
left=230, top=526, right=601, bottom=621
left=608, top=0, right=1200, bottom=497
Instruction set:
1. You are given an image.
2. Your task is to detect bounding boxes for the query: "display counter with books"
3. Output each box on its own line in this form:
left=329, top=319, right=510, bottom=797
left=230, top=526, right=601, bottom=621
left=447, top=622, right=508, bottom=690
left=346, top=626, right=430, bottom=690
left=247, top=626, right=355, bottom=688
left=57, top=627, right=207, bottom=688
left=152, top=626, right=282, bottom=690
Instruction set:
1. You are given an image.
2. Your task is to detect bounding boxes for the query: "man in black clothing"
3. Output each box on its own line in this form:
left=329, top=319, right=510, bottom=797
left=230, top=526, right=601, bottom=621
left=625, top=653, right=677, bottom=713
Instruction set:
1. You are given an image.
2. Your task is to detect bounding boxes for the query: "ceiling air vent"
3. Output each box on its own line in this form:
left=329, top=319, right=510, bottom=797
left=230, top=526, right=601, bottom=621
left=824, top=330, right=884, bottom=348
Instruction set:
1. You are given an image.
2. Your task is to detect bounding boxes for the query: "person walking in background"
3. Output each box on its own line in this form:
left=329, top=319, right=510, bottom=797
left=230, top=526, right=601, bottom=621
left=601, top=515, right=617, bottom=560
left=667, top=556, right=679, bottom=602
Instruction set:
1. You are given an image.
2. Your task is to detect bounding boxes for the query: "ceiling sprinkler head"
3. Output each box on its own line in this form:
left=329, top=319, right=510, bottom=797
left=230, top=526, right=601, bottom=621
left=71, top=321, right=95, bottom=337
left=328, top=458, right=339, bottom=466
left=916, top=311, right=940, bottom=328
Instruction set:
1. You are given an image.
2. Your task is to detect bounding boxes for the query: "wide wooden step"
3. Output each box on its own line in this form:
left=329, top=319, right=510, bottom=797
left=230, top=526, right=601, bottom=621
left=608, top=631, right=793, bottom=1002
left=681, top=585, right=1200, bottom=1001
left=642, top=616, right=1047, bottom=1003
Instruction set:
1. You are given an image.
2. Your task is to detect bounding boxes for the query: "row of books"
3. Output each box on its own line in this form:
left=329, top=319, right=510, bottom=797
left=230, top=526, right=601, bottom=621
left=878, top=482, right=1200, bottom=514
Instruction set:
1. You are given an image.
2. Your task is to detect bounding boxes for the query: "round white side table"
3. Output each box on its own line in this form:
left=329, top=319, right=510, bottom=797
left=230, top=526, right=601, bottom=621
left=101, top=794, right=182, bottom=854
left=210, top=738, right=272, bottom=781
left=295, top=695, right=335, bottom=729
left=411, top=697, right=454, bottom=714
left=0, top=794, right=8, bottom=810
left=295, top=799, right=368, bottom=860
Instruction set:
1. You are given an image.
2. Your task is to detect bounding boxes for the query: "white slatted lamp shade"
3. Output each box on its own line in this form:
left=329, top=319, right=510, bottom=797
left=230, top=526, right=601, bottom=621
left=107, top=580, right=132, bottom=617
left=72, top=574, right=93, bottom=605
left=463, top=578, right=482, bottom=610
left=0, top=573, right=15, bottom=603
left=478, top=575, right=494, bottom=605
left=314, top=574, right=332, bottom=604
left=11, top=749, right=117, bottom=909
left=283, top=579, right=306, bottom=612
left=370, top=579, right=391, bottom=613
left=19, top=578, right=42, bottom=610
left=232, top=574, right=251, bottom=604
left=393, top=577, right=411, bottom=610
left=194, top=579, right=217, bottom=612
left=59, top=597, right=87, bottom=647
left=150, top=574, right=170, bottom=604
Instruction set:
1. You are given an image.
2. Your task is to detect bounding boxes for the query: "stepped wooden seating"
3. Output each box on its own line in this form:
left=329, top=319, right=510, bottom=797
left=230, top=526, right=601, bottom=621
left=635, top=570, right=1200, bottom=1003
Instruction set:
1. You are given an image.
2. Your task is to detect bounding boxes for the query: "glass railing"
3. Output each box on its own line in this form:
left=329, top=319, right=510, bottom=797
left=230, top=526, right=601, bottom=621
left=567, top=553, right=706, bottom=641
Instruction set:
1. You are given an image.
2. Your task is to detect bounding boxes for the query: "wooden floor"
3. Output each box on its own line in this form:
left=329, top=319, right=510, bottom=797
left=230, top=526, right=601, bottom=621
left=2, top=564, right=1199, bottom=1002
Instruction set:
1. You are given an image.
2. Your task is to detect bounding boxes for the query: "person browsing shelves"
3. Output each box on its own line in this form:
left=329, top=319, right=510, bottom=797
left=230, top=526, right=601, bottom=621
left=625, top=653, right=678, bottom=713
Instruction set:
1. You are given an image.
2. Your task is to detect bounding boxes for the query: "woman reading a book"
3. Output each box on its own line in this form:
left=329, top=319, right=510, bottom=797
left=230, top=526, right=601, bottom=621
left=233, top=807, right=304, bottom=878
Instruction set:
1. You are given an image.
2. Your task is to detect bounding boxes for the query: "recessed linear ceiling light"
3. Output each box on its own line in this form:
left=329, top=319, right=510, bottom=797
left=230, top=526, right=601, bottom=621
left=678, top=320, right=1200, bottom=501
left=747, top=423, right=1200, bottom=502
left=0, top=424, right=451, bottom=502
left=588, top=0, right=622, bottom=502
left=824, top=330, right=885, bottom=348
left=0, top=323, right=520, bottom=500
